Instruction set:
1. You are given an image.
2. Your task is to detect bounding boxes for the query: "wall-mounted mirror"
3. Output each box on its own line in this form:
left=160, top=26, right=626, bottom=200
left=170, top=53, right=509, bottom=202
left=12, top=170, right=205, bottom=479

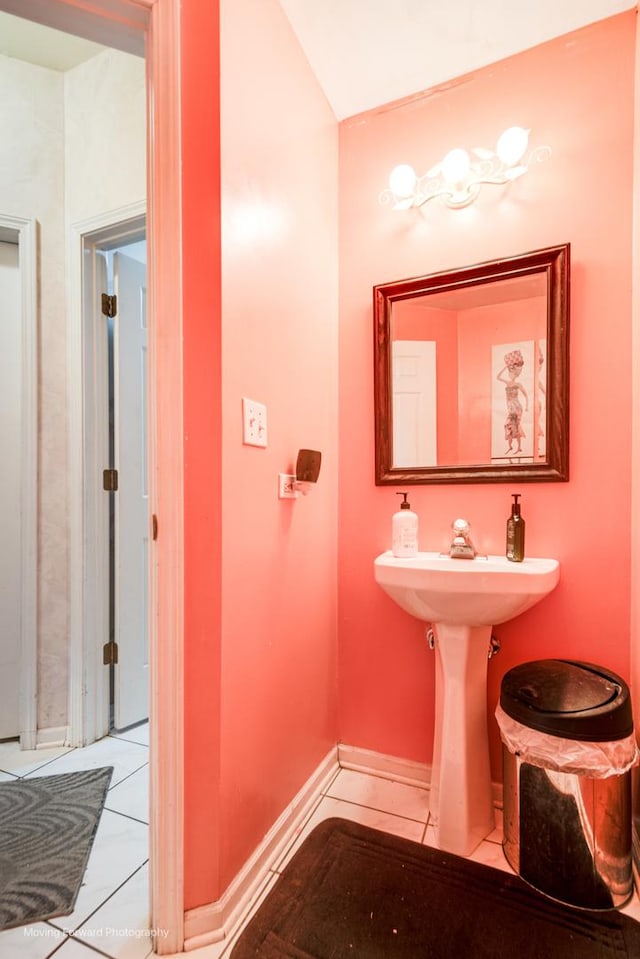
left=374, top=244, right=570, bottom=484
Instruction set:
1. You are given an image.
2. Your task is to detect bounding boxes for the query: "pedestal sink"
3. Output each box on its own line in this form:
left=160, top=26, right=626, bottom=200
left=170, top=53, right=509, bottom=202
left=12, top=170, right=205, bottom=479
left=374, top=551, right=560, bottom=856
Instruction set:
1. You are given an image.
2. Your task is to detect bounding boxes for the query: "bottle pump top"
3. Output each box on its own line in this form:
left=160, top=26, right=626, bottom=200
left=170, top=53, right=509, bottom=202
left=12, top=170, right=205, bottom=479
left=511, top=494, right=521, bottom=515
left=392, top=491, right=418, bottom=558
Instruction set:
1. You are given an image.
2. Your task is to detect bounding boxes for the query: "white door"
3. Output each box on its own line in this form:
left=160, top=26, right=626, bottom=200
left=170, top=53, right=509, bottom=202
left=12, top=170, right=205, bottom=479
left=113, top=250, right=149, bottom=729
left=392, top=340, right=438, bottom=467
left=0, top=241, right=21, bottom=738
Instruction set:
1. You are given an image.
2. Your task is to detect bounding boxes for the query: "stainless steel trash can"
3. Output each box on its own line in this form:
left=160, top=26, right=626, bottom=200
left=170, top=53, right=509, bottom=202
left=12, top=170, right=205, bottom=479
left=498, top=659, right=636, bottom=910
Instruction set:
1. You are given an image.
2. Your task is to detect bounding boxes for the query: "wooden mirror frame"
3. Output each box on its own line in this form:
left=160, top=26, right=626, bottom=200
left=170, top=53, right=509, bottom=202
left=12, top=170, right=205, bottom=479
left=373, top=244, right=570, bottom=485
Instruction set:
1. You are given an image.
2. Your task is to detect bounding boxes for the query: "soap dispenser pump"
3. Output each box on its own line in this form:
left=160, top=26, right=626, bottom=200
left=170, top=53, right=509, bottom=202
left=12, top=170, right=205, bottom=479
left=392, top=492, right=419, bottom=558
left=506, top=493, right=525, bottom=563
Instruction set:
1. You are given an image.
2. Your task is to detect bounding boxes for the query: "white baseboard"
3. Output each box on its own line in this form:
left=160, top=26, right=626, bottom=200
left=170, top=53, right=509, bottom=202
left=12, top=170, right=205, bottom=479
left=337, top=742, right=504, bottom=808
left=183, top=746, right=339, bottom=951
left=36, top=725, right=69, bottom=749
left=337, top=742, right=431, bottom=789
left=181, top=741, right=505, bottom=952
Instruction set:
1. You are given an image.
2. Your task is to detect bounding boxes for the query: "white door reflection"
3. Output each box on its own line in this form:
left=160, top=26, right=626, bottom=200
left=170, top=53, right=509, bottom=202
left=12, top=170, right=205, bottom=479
left=392, top=339, right=437, bottom=467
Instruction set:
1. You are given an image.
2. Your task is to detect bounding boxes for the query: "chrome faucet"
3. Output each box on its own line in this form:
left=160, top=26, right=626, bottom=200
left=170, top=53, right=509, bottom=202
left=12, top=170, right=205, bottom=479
left=449, top=518, right=477, bottom=559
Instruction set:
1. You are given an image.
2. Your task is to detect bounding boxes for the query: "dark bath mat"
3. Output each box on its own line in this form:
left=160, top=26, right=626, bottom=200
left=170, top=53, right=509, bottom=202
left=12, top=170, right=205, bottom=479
left=230, top=817, right=640, bottom=959
left=0, top=766, right=113, bottom=931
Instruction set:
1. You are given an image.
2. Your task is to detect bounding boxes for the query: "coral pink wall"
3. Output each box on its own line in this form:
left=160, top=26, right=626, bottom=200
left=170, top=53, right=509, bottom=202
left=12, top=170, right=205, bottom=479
left=218, top=0, right=339, bottom=896
left=181, top=0, right=223, bottom=912
left=338, top=13, right=635, bottom=779
left=457, top=297, right=546, bottom=462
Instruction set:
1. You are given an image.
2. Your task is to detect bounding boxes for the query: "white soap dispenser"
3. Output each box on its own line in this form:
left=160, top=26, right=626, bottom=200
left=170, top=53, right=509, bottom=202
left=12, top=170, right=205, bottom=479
left=392, top=492, right=419, bottom=558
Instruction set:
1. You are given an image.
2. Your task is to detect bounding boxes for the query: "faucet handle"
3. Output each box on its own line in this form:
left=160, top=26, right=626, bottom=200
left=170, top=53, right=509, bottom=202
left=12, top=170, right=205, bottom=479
left=450, top=517, right=477, bottom=559
left=452, top=518, right=471, bottom=536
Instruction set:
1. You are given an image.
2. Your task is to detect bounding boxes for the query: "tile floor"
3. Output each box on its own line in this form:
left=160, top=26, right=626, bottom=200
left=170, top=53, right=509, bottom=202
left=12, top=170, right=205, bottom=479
left=1, top=737, right=639, bottom=958
left=0, top=723, right=150, bottom=959
left=194, top=768, right=640, bottom=959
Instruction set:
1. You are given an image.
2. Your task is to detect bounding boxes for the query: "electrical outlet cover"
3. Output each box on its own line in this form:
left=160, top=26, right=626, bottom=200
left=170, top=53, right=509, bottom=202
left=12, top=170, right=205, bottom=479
left=242, top=397, right=268, bottom=448
left=278, top=473, right=298, bottom=499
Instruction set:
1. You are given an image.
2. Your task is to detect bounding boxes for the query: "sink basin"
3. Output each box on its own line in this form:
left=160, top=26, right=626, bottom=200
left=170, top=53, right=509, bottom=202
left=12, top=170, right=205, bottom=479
left=374, top=551, right=560, bottom=626
left=374, top=549, right=560, bottom=858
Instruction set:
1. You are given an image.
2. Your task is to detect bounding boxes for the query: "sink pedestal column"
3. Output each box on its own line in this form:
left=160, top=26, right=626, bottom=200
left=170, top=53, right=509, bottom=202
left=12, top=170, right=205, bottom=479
left=429, top=623, right=496, bottom=857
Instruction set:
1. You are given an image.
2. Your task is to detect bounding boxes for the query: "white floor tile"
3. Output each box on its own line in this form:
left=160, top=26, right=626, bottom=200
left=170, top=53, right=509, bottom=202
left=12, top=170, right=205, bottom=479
left=0, top=770, right=18, bottom=782
left=422, top=822, right=439, bottom=848
left=0, top=922, right=64, bottom=959
left=621, top=888, right=640, bottom=921
left=73, top=863, right=152, bottom=959
left=160, top=941, right=229, bottom=959
left=215, top=872, right=279, bottom=958
left=24, top=736, right=148, bottom=788
left=6, top=752, right=633, bottom=958
left=0, top=742, right=72, bottom=777
left=422, top=811, right=502, bottom=846
left=421, top=820, right=511, bottom=875
left=49, top=937, right=118, bottom=958
left=274, top=794, right=425, bottom=872
left=468, top=837, right=514, bottom=874
left=104, top=765, right=149, bottom=824
left=172, top=873, right=281, bottom=959
left=48, top=809, right=148, bottom=932
left=327, top=768, right=429, bottom=823
left=111, top=723, right=149, bottom=747
left=485, top=807, right=503, bottom=844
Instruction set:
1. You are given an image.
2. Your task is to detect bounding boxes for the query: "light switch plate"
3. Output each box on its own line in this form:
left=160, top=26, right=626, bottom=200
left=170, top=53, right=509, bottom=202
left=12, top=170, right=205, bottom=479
left=242, top=397, right=268, bottom=447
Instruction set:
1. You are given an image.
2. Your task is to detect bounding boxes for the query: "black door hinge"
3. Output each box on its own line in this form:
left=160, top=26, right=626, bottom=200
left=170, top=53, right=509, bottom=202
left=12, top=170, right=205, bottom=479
left=103, top=468, right=119, bottom=492
left=103, top=641, right=119, bottom=666
left=101, top=293, right=117, bottom=318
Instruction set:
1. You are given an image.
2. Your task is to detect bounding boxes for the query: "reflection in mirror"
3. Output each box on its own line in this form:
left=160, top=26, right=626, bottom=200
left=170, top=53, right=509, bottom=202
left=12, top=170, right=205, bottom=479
left=374, top=245, right=569, bottom=484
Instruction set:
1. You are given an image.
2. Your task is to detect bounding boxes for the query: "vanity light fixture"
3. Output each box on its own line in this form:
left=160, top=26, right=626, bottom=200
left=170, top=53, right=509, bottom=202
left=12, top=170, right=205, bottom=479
left=380, top=127, right=551, bottom=212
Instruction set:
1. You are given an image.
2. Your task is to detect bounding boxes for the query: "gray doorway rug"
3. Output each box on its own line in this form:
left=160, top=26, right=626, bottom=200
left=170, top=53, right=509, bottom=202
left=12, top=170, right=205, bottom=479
left=0, top=766, right=112, bottom=930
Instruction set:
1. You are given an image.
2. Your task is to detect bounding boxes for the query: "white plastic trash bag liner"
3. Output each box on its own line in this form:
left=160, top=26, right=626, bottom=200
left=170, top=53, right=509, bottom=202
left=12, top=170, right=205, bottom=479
left=495, top=703, right=639, bottom=778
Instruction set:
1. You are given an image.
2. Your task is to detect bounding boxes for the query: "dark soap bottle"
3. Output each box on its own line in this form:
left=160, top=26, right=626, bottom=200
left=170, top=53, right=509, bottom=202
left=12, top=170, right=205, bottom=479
left=506, top=494, right=525, bottom=562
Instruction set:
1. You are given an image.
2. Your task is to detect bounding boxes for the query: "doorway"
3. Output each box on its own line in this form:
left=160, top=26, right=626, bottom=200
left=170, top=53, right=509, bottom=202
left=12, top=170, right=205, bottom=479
left=108, top=235, right=150, bottom=732
left=72, top=214, right=150, bottom=739
left=0, top=238, right=22, bottom=742
left=0, top=0, right=187, bottom=951
left=68, top=209, right=149, bottom=743
left=0, top=215, right=37, bottom=750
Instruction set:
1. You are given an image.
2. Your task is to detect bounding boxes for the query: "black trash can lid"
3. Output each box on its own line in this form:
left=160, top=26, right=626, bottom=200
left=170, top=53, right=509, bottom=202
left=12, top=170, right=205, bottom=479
left=500, top=659, right=633, bottom=741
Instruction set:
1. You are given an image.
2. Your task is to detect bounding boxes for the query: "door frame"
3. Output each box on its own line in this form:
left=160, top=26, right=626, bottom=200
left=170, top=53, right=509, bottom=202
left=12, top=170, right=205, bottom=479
left=0, top=0, right=187, bottom=952
left=0, top=213, right=38, bottom=751
left=68, top=202, right=146, bottom=749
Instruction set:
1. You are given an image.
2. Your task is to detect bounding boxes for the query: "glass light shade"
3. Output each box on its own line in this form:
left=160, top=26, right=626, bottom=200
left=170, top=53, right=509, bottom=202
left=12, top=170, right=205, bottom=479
left=441, top=148, right=470, bottom=184
left=496, top=126, right=529, bottom=166
left=389, top=164, right=417, bottom=199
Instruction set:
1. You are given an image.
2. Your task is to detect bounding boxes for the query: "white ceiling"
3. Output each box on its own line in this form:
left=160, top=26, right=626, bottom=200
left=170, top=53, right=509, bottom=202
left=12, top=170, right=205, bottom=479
left=0, top=1, right=635, bottom=112
left=0, top=10, right=103, bottom=71
left=277, top=0, right=637, bottom=119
